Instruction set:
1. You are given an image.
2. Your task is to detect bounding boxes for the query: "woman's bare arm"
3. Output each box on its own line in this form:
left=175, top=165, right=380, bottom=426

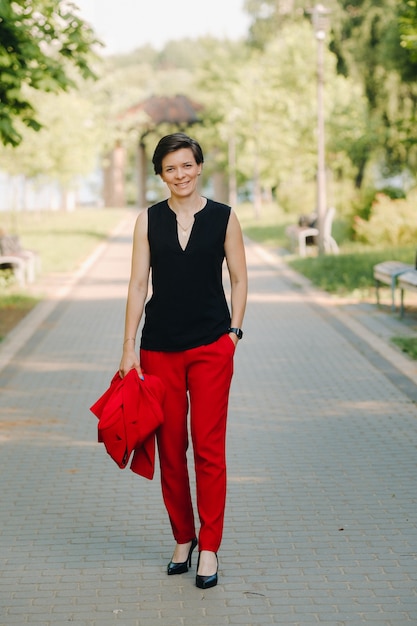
left=119, top=210, right=150, bottom=378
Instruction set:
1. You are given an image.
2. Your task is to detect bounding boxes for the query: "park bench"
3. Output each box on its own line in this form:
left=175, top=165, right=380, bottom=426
left=286, top=206, right=339, bottom=257
left=397, top=269, right=417, bottom=318
left=0, top=234, right=39, bottom=286
left=373, top=261, right=414, bottom=312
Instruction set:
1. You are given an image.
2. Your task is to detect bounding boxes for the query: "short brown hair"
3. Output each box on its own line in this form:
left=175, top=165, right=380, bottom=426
left=152, top=133, right=204, bottom=175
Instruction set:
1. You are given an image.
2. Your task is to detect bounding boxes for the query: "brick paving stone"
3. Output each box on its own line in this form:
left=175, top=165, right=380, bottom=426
left=1, top=209, right=417, bottom=626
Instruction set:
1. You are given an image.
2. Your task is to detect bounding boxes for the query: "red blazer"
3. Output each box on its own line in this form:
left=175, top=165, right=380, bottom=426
left=90, top=369, right=165, bottom=479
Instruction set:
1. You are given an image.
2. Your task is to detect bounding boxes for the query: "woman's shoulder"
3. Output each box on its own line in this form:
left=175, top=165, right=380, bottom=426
left=205, top=198, right=231, bottom=210
left=148, top=199, right=168, bottom=213
left=204, top=198, right=231, bottom=216
left=147, top=200, right=171, bottom=226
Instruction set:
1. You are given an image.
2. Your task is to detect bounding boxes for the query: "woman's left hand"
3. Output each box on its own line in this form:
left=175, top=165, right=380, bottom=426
left=228, top=332, right=239, bottom=347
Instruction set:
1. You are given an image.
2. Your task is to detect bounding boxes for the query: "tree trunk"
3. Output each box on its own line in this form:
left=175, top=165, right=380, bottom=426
left=103, top=142, right=126, bottom=208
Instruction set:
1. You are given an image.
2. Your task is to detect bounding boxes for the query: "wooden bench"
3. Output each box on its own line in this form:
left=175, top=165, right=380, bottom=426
left=373, top=261, right=414, bottom=312
left=397, top=269, right=417, bottom=317
left=286, top=207, right=339, bottom=257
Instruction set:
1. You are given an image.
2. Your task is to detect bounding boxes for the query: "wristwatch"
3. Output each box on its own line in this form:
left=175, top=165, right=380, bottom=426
left=228, top=327, right=243, bottom=340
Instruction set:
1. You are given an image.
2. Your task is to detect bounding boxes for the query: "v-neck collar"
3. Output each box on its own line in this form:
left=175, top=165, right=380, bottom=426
left=166, top=199, right=208, bottom=252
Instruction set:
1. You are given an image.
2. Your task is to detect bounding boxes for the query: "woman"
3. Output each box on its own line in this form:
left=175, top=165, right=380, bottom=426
left=119, top=133, right=247, bottom=589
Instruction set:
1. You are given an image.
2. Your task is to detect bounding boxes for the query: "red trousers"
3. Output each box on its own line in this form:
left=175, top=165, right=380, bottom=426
left=140, top=334, right=235, bottom=552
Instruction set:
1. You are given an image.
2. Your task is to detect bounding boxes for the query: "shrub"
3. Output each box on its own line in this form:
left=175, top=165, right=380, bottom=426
left=353, top=191, right=417, bottom=246
left=351, top=186, right=379, bottom=221
left=0, top=268, right=16, bottom=289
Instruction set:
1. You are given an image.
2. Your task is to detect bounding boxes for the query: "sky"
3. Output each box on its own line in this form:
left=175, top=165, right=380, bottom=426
left=73, top=0, right=251, bottom=55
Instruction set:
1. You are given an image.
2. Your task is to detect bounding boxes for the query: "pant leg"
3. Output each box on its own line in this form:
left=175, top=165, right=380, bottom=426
left=186, top=334, right=235, bottom=552
left=140, top=349, right=196, bottom=544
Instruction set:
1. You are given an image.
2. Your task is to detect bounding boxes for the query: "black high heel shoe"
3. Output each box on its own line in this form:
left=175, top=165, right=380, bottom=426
left=167, top=538, right=198, bottom=575
left=195, top=552, right=218, bottom=589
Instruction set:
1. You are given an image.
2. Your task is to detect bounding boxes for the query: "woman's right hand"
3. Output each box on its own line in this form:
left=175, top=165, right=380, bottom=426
left=119, top=346, right=144, bottom=380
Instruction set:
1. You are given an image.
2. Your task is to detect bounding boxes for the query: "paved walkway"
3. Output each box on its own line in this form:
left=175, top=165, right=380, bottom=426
left=0, top=210, right=416, bottom=626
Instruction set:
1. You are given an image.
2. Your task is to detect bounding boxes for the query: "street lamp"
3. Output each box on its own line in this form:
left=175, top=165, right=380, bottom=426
left=308, top=3, right=330, bottom=255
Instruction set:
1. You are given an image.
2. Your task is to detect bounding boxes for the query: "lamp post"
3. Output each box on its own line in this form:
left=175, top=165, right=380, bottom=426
left=309, top=3, right=330, bottom=255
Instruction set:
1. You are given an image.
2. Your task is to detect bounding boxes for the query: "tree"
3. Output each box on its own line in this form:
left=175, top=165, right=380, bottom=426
left=399, top=0, right=417, bottom=62
left=0, top=0, right=100, bottom=146
left=0, top=89, right=103, bottom=209
left=330, top=0, right=417, bottom=184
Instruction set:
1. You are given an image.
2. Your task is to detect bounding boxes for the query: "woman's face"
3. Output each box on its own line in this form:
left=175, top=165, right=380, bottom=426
left=160, top=148, right=202, bottom=199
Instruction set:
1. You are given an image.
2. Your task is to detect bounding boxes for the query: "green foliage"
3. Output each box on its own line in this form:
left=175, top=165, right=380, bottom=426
left=241, top=0, right=417, bottom=186
left=0, top=90, right=102, bottom=193
left=399, top=0, right=417, bottom=62
left=0, top=0, right=101, bottom=146
left=0, top=267, right=15, bottom=288
left=349, top=185, right=406, bottom=223
left=195, top=21, right=361, bottom=208
left=326, top=78, right=376, bottom=189
left=353, top=191, right=417, bottom=246
left=350, top=186, right=379, bottom=222
left=379, top=186, right=407, bottom=199
left=332, top=0, right=417, bottom=180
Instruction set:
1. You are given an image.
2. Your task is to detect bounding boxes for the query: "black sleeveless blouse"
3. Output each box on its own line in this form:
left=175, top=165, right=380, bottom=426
left=140, top=199, right=232, bottom=351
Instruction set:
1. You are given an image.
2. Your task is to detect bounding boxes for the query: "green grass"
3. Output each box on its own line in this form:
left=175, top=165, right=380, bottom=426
left=0, top=293, right=40, bottom=341
left=391, top=336, right=417, bottom=359
left=0, top=207, right=129, bottom=339
left=0, top=208, right=128, bottom=274
left=288, top=246, right=415, bottom=296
